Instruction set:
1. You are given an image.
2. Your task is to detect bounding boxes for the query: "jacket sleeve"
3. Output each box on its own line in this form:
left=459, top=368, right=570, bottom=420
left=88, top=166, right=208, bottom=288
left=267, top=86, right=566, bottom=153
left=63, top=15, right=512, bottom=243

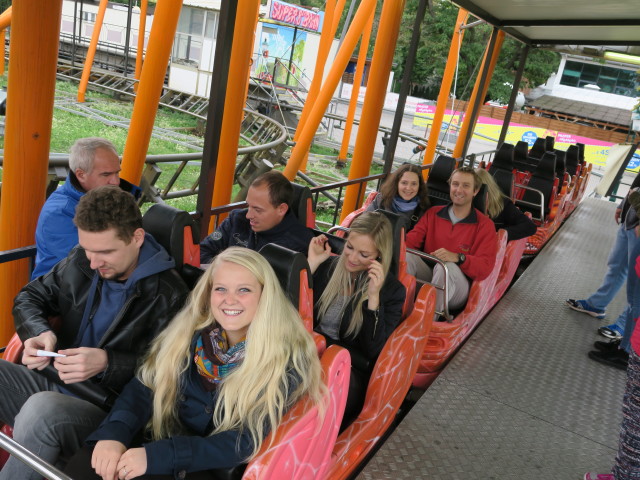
left=200, top=215, right=233, bottom=264
left=13, top=256, right=69, bottom=342
left=501, top=200, right=537, bottom=242
left=352, top=278, right=406, bottom=361
left=405, top=210, right=429, bottom=251
left=85, top=377, right=153, bottom=447
left=460, top=218, right=498, bottom=281
left=143, top=429, right=254, bottom=476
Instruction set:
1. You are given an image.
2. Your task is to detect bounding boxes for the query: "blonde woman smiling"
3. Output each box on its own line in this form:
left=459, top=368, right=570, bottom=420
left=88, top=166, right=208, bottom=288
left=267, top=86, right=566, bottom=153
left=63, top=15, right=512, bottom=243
left=66, top=247, right=324, bottom=480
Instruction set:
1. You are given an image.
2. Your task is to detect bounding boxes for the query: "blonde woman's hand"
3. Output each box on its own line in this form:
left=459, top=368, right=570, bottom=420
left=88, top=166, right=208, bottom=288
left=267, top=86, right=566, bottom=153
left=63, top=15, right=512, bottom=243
left=367, top=259, right=383, bottom=310
left=117, top=447, right=147, bottom=479
left=307, top=234, right=331, bottom=273
left=92, top=440, right=126, bottom=480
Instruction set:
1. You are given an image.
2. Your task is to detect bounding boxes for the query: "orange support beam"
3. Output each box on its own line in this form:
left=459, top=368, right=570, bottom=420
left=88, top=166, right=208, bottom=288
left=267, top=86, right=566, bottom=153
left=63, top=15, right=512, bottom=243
left=133, top=0, right=148, bottom=92
left=452, top=29, right=505, bottom=159
left=297, top=0, right=347, bottom=172
left=338, top=9, right=375, bottom=164
left=208, top=0, right=262, bottom=231
left=422, top=9, right=469, bottom=170
left=119, top=0, right=183, bottom=186
left=283, top=0, right=378, bottom=180
left=0, top=6, right=12, bottom=29
left=340, top=0, right=406, bottom=221
left=0, top=0, right=62, bottom=345
left=0, top=30, right=5, bottom=76
left=77, top=0, right=108, bottom=103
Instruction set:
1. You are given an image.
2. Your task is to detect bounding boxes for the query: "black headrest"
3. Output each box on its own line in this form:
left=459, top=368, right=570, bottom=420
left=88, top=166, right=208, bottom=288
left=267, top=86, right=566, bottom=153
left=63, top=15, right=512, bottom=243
left=514, top=141, right=529, bottom=162
left=491, top=169, right=513, bottom=197
left=553, top=150, right=566, bottom=177
left=566, top=145, right=579, bottom=175
left=545, top=136, right=555, bottom=151
left=142, top=203, right=199, bottom=269
left=259, top=243, right=312, bottom=308
left=534, top=151, right=557, bottom=179
left=374, top=209, right=403, bottom=276
left=290, top=183, right=312, bottom=227
left=429, top=155, right=456, bottom=186
left=472, top=183, right=488, bottom=215
left=576, top=143, right=586, bottom=164
left=529, top=137, right=546, bottom=159
left=492, top=143, right=514, bottom=171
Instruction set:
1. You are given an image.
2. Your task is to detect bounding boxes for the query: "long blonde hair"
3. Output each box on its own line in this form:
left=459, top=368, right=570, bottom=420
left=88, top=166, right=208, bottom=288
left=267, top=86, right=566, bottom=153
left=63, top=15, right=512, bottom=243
left=137, top=247, right=324, bottom=459
left=475, top=168, right=506, bottom=219
left=317, top=212, right=393, bottom=338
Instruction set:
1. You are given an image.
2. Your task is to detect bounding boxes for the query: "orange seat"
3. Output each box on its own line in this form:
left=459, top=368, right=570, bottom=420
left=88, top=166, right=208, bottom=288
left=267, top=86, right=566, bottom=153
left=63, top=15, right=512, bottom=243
left=242, top=345, right=351, bottom=480
left=324, top=284, right=436, bottom=480
left=336, top=191, right=378, bottom=234
left=483, top=232, right=527, bottom=317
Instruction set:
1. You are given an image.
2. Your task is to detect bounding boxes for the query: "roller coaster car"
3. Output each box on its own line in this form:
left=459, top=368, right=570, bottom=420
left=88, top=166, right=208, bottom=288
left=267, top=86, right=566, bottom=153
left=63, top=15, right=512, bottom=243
left=323, top=283, right=436, bottom=480
left=242, top=345, right=351, bottom=480
left=290, top=182, right=316, bottom=228
left=413, top=229, right=508, bottom=389
left=258, top=243, right=325, bottom=354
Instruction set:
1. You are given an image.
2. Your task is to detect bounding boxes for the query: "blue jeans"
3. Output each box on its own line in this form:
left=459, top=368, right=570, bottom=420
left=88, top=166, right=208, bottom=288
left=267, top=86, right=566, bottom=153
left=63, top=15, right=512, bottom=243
left=586, top=225, right=639, bottom=311
left=0, top=360, right=107, bottom=480
left=620, top=240, right=640, bottom=353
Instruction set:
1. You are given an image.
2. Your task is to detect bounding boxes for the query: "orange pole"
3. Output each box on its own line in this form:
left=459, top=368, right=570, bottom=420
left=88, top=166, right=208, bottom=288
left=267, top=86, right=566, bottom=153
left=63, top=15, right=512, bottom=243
left=283, top=0, right=378, bottom=180
left=0, top=30, right=5, bottom=76
left=208, top=0, right=262, bottom=232
left=339, top=0, right=406, bottom=221
left=338, top=9, right=375, bottom=163
left=452, top=29, right=505, bottom=158
left=0, top=0, right=62, bottom=345
left=120, top=0, right=183, bottom=186
left=133, top=0, right=148, bottom=92
left=0, top=6, right=12, bottom=29
left=295, top=0, right=345, bottom=173
left=422, top=9, right=469, bottom=169
left=77, top=0, right=108, bottom=103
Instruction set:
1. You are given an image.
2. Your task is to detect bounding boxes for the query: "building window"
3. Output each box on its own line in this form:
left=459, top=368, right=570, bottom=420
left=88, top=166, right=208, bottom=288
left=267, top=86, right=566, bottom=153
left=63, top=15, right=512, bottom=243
left=173, top=7, right=219, bottom=66
left=82, top=11, right=96, bottom=23
left=560, top=60, right=638, bottom=98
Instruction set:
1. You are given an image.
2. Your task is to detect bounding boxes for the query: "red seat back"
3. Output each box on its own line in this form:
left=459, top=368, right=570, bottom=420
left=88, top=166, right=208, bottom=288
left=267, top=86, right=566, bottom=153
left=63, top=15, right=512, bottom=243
left=242, top=345, right=350, bottom=480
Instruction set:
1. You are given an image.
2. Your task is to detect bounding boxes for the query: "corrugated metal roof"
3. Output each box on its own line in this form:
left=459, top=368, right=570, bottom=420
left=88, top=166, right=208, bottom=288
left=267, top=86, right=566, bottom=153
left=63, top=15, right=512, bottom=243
left=528, top=95, right=632, bottom=126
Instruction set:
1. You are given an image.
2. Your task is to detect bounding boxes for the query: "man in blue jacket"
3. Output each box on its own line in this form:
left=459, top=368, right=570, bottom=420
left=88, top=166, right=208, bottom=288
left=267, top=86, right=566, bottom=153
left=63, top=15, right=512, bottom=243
left=31, top=137, right=121, bottom=279
left=200, top=170, right=314, bottom=263
left=0, top=186, right=189, bottom=480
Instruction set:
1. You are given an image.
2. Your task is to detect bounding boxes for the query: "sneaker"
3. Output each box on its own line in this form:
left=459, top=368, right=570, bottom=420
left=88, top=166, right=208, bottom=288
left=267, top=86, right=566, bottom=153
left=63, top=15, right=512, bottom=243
left=566, top=299, right=606, bottom=319
left=588, top=349, right=629, bottom=370
left=584, top=474, right=615, bottom=480
left=598, top=324, right=623, bottom=340
left=594, top=339, right=621, bottom=352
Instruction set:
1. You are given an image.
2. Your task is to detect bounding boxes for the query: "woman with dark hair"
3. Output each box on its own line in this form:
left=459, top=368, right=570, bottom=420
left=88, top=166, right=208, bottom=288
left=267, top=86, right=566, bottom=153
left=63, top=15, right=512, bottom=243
left=366, top=164, right=430, bottom=233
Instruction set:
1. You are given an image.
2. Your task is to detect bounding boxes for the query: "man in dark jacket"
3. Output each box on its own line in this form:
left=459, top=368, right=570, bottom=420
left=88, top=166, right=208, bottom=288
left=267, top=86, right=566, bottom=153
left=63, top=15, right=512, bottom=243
left=0, top=186, right=189, bottom=480
left=200, top=170, right=314, bottom=263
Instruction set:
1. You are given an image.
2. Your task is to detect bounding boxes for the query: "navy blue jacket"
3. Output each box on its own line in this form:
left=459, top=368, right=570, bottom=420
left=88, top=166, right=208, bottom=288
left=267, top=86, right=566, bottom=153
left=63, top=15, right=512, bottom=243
left=200, top=209, right=313, bottom=264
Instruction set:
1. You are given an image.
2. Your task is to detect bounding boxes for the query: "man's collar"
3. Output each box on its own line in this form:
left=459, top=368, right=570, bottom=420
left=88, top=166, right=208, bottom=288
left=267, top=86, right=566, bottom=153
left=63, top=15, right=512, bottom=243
left=436, top=203, right=478, bottom=224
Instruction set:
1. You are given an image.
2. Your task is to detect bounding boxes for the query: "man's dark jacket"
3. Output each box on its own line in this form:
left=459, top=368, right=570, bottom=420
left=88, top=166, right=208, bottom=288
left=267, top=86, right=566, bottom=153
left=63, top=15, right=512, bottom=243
left=200, top=208, right=313, bottom=263
left=13, top=241, right=189, bottom=392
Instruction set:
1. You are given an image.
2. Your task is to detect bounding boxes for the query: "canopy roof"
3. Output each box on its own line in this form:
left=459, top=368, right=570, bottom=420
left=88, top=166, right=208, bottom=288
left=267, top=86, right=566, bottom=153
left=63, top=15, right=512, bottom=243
left=452, top=0, right=640, bottom=48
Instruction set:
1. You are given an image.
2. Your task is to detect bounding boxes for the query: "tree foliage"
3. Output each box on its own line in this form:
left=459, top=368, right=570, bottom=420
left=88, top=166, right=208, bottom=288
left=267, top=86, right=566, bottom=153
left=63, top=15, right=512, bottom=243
left=394, top=0, right=560, bottom=103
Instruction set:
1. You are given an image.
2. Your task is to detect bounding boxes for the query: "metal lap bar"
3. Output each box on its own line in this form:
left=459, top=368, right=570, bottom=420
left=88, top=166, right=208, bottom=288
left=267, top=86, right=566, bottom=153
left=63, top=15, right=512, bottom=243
left=514, top=184, right=545, bottom=221
left=406, top=248, right=452, bottom=321
left=0, top=432, right=72, bottom=480
left=327, top=225, right=349, bottom=235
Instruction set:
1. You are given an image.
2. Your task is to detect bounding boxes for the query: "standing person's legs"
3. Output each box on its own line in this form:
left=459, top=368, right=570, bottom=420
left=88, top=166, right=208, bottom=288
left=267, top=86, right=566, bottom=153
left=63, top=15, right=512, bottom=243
left=612, top=349, right=640, bottom=480
left=0, top=392, right=107, bottom=480
left=585, top=225, right=631, bottom=311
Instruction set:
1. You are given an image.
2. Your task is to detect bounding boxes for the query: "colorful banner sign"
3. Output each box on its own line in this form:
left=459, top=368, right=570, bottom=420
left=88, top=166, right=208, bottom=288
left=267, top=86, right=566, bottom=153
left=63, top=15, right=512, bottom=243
left=414, top=104, right=640, bottom=171
left=269, top=0, right=324, bottom=32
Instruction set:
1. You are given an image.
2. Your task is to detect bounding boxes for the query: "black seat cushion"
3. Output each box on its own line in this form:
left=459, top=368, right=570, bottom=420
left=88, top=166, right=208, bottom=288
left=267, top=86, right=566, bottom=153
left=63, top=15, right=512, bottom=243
left=427, top=155, right=456, bottom=206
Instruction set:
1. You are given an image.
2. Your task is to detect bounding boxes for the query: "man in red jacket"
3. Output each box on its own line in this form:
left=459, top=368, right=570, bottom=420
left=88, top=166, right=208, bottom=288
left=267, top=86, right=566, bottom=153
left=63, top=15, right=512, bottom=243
left=406, top=166, right=498, bottom=312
